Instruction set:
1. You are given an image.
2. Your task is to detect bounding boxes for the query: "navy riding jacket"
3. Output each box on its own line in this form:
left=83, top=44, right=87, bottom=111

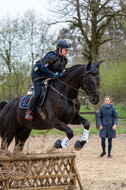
left=32, top=50, right=67, bottom=81
left=98, top=104, right=118, bottom=138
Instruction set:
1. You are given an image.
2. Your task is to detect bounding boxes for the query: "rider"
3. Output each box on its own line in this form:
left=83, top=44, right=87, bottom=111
left=25, top=39, right=71, bottom=121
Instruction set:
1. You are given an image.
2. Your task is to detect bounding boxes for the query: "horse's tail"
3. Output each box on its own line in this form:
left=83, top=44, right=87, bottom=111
left=0, top=100, right=8, bottom=138
left=0, top=100, right=8, bottom=113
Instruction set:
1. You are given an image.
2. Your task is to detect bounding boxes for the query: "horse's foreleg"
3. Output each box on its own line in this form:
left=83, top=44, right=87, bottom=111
left=72, top=114, right=90, bottom=150
left=71, top=114, right=90, bottom=129
left=52, top=119, right=73, bottom=149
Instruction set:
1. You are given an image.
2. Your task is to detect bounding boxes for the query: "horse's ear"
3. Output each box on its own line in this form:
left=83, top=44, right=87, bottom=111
left=94, top=60, right=103, bottom=68
left=86, top=61, right=92, bottom=70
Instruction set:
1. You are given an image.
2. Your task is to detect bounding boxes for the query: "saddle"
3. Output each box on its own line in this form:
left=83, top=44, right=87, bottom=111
left=19, top=82, right=48, bottom=110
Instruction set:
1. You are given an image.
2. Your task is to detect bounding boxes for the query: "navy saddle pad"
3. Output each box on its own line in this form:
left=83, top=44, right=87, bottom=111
left=19, top=86, right=48, bottom=110
left=19, top=95, right=31, bottom=109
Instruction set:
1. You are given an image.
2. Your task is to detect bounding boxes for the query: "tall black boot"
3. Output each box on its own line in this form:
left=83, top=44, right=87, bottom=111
left=25, top=95, right=38, bottom=121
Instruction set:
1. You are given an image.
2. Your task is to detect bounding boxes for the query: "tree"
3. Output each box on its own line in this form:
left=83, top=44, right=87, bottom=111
left=0, top=12, right=52, bottom=101
left=0, top=16, right=21, bottom=74
left=49, top=0, right=122, bottom=63
left=0, top=16, right=25, bottom=100
left=21, top=10, right=50, bottom=69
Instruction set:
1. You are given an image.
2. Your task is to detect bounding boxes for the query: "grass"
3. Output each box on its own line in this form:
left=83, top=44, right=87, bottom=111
left=30, top=103, right=126, bottom=136
left=115, top=103, right=126, bottom=119
left=30, top=127, right=99, bottom=136
left=80, top=104, right=95, bottom=123
left=116, top=127, right=126, bottom=134
left=80, top=103, right=126, bottom=124
left=30, top=126, right=126, bottom=136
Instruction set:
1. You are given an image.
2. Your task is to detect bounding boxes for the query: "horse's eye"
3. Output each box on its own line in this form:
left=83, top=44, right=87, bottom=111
left=88, top=76, right=92, bottom=81
left=93, top=74, right=97, bottom=76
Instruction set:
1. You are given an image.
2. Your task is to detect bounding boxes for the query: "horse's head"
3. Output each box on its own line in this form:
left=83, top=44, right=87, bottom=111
left=81, top=61, right=102, bottom=105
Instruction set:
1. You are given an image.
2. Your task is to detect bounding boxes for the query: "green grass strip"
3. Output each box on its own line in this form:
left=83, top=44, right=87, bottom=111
left=30, top=126, right=126, bottom=136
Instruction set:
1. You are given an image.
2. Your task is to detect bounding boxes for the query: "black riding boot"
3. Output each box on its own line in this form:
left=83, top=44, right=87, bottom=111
left=25, top=95, right=38, bottom=121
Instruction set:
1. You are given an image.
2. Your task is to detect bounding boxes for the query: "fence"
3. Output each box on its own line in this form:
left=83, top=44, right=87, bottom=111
left=0, top=152, right=84, bottom=190
left=80, top=111, right=99, bottom=128
left=80, top=111, right=126, bottom=128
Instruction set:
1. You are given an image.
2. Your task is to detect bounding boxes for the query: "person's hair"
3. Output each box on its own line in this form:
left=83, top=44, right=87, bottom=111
left=104, top=96, right=112, bottom=103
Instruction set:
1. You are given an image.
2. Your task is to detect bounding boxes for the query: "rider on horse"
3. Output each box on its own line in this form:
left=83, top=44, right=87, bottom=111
left=25, top=39, right=71, bottom=121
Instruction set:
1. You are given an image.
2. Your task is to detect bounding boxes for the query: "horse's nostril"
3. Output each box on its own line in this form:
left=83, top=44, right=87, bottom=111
left=90, top=95, right=99, bottom=105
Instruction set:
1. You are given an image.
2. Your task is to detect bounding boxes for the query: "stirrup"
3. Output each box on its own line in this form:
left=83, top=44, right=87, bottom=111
left=25, top=111, right=33, bottom=121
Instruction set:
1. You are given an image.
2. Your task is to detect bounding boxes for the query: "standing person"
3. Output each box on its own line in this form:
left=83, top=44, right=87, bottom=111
left=25, top=39, right=71, bottom=121
left=98, top=96, right=118, bottom=158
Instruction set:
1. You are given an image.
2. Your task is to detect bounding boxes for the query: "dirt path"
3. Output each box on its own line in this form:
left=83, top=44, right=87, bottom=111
left=2, top=133, right=126, bottom=190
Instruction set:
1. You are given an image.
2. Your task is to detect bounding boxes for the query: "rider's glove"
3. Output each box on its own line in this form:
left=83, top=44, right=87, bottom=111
left=53, top=73, right=58, bottom=78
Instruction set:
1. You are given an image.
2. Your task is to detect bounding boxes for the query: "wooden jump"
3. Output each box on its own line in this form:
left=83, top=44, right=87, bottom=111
left=0, top=152, right=84, bottom=190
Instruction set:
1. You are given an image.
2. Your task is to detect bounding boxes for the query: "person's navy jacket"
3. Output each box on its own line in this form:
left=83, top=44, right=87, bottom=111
left=32, top=50, right=67, bottom=81
left=98, top=104, right=118, bottom=138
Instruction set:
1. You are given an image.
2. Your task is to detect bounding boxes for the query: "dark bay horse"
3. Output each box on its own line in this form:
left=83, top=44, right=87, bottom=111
left=0, top=61, right=101, bottom=152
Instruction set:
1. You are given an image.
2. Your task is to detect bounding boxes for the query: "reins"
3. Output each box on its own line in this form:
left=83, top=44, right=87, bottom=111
left=48, top=67, right=98, bottom=101
left=48, top=84, right=76, bottom=117
left=56, top=78, right=78, bottom=91
left=34, top=65, right=98, bottom=101
left=49, top=85, right=77, bottom=104
left=48, top=77, right=79, bottom=117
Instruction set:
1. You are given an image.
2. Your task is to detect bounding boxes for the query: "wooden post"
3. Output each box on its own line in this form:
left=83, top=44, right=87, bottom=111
left=0, top=152, right=76, bottom=162
left=5, top=180, right=10, bottom=189
left=73, top=166, right=84, bottom=190
left=71, top=157, right=76, bottom=186
left=80, top=111, right=99, bottom=128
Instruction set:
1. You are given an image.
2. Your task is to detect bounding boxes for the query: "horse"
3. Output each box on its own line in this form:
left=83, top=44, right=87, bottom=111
left=0, top=61, right=101, bottom=152
left=0, top=100, right=8, bottom=114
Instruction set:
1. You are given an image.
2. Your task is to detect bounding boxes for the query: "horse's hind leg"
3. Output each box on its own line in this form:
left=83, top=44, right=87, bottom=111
left=1, top=133, right=14, bottom=151
left=14, top=126, right=31, bottom=153
left=0, top=115, right=16, bottom=152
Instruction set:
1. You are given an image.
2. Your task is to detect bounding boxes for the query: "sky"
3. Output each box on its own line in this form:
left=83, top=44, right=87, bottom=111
left=0, top=0, right=68, bottom=39
left=0, top=0, right=49, bottom=19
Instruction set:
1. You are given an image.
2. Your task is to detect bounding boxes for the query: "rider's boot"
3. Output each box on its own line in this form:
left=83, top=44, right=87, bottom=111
left=25, top=95, right=38, bottom=121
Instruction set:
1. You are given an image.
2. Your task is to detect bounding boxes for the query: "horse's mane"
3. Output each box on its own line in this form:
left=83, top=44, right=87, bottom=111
left=63, top=64, right=85, bottom=76
left=50, top=64, right=86, bottom=83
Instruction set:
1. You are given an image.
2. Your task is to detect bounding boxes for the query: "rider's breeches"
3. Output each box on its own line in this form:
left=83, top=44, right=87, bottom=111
left=33, top=80, right=43, bottom=98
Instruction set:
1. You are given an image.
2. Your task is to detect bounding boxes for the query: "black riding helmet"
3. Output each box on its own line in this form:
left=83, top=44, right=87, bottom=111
left=56, top=39, right=71, bottom=49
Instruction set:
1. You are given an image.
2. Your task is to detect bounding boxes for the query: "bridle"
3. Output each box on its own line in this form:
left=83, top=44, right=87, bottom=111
left=82, top=68, right=99, bottom=98
left=49, top=66, right=99, bottom=101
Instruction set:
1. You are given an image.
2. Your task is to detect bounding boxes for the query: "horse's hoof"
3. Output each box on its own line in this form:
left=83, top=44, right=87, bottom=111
left=74, top=140, right=86, bottom=150
left=54, top=139, right=62, bottom=148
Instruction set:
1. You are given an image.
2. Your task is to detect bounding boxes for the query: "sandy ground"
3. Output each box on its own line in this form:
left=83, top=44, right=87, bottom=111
left=1, top=130, right=126, bottom=190
left=6, top=131, right=126, bottom=190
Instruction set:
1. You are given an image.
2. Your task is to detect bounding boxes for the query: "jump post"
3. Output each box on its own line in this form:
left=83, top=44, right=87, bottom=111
left=0, top=152, right=84, bottom=190
left=80, top=111, right=99, bottom=128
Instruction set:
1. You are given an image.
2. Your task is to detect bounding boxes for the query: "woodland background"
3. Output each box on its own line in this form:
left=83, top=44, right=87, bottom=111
left=0, top=0, right=126, bottom=105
